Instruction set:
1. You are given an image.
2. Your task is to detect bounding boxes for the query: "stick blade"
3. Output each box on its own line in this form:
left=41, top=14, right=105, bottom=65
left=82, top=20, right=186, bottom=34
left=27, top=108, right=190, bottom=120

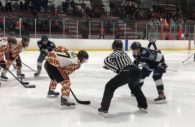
left=77, top=100, right=91, bottom=105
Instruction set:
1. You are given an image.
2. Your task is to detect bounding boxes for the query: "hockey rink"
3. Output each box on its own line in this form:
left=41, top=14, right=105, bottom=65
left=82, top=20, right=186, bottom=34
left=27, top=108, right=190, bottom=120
left=0, top=50, right=195, bottom=127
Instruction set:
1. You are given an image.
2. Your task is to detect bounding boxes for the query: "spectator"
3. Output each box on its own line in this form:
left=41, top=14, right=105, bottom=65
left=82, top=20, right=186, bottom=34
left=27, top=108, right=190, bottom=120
left=5, top=1, right=12, bottom=12
left=0, top=0, right=4, bottom=12
left=99, top=26, right=105, bottom=39
left=165, top=32, right=170, bottom=40
left=109, top=2, right=115, bottom=15
left=42, top=0, right=48, bottom=12
left=15, top=19, right=23, bottom=35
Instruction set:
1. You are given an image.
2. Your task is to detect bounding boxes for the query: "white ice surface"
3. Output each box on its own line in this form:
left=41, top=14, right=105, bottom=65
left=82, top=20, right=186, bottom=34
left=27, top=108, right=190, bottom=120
left=0, top=51, right=195, bottom=127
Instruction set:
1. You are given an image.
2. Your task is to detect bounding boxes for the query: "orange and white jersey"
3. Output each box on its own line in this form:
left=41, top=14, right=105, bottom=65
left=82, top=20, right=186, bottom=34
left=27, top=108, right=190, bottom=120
left=0, top=44, right=8, bottom=61
left=46, top=46, right=79, bottom=68
left=17, top=41, right=23, bottom=53
left=55, top=50, right=78, bottom=68
left=10, top=41, right=23, bottom=58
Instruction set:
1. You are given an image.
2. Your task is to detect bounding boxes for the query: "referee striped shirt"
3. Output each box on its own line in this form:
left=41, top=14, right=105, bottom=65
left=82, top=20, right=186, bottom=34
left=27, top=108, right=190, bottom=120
left=104, top=50, right=133, bottom=73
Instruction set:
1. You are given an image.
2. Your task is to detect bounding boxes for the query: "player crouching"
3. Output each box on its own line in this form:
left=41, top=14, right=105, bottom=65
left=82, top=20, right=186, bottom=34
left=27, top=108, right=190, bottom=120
left=44, top=46, right=89, bottom=109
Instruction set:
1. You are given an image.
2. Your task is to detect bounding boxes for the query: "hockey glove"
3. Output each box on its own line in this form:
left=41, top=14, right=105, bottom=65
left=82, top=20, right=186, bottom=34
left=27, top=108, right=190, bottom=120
left=41, top=49, right=49, bottom=54
left=157, top=63, right=168, bottom=73
left=133, top=60, right=140, bottom=66
left=103, top=66, right=109, bottom=70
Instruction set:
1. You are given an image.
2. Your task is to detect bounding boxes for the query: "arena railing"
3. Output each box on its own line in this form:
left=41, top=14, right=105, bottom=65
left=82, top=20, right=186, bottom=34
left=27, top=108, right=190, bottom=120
left=0, top=17, right=194, bottom=40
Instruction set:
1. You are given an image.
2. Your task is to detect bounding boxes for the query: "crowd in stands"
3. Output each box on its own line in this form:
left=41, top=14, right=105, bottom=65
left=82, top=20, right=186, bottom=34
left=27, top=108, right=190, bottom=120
left=0, top=0, right=186, bottom=21
left=0, top=0, right=192, bottom=40
left=0, top=0, right=105, bottom=18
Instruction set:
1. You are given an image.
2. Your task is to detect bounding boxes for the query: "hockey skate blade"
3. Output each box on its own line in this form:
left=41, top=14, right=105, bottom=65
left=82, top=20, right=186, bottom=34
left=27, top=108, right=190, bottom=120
left=61, top=105, right=76, bottom=110
left=99, top=112, right=108, bottom=118
left=154, top=100, right=167, bottom=104
left=47, top=95, right=59, bottom=98
left=24, top=85, right=36, bottom=88
left=17, top=76, right=25, bottom=79
left=0, top=78, right=8, bottom=81
left=34, top=74, right=40, bottom=78
left=139, top=108, right=148, bottom=113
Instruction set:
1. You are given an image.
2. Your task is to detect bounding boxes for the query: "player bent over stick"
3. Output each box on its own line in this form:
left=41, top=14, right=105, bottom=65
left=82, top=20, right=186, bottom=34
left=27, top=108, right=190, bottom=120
left=44, top=46, right=89, bottom=108
left=0, top=36, right=17, bottom=81
left=1, top=36, right=30, bottom=80
left=130, top=42, right=167, bottom=103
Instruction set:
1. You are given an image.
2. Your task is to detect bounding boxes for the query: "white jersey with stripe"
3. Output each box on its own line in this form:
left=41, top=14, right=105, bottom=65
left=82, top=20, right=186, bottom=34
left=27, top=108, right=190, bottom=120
left=55, top=51, right=78, bottom=68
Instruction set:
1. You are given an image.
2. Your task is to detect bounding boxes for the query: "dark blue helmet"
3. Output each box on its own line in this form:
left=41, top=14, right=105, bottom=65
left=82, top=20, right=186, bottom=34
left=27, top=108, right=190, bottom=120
left=41, top=35, right=48, bottom=41
left=130, top=42, right=141, bottom=50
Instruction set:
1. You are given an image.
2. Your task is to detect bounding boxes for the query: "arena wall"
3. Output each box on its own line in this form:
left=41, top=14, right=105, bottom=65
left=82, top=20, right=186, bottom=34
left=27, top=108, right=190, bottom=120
left=24, top=39, right=194, bottom=51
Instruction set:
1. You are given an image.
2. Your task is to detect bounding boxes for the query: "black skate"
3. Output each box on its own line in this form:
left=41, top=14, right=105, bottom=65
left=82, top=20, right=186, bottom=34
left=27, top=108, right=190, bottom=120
left=47, top=90, right=60, bottom=98
left=1, top=73, right=8, bottom=80
left=138, top=105, right=148, bottom=113
left=154, top=95, right=167, bottom=104
left=34, top=71, right=40, bottom=77
left=61, top=97, right=76, bottom=109
left=98, top=108, right=108, bottom=117
left=17, top=72, right=25, bottom=79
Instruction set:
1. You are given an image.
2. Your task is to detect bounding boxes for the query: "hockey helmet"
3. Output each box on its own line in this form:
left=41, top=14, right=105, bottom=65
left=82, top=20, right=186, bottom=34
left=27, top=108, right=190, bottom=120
left=7, top=36, right=17, bottom=45
left=112, top=40, right=123, bottom=50
left=78, top=50, right=89, bottom=63
left=130, top=42, right=141, bottom=50
left=21, top=36, right=30, bottom=47
left=41, top=35, right=48, bottom=41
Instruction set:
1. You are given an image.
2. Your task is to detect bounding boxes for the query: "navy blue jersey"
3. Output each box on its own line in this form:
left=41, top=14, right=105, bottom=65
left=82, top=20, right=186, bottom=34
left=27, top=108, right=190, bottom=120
left=134, top=47, right=165, bottom=69
left=37, top=40, right=56, bottom=53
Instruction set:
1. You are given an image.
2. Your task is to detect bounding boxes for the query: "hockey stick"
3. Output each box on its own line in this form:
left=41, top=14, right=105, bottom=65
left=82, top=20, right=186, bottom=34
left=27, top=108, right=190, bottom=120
left=167, top=69, right=177, bottom=72
left=7, top=70, right=36, bottom=88
left=70, top=88, right=90, bottom=105
left=21, top=62, right=36, bottom=72
left=182, top=54, right=194, bottom=64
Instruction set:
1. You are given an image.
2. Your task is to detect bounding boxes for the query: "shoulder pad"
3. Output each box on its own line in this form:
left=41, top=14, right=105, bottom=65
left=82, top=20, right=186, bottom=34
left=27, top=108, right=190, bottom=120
left=142, top=49, right=147, bottom=55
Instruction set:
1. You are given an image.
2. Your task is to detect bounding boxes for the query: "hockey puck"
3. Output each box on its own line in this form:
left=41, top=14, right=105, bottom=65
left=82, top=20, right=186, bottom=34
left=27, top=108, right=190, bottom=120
left=22, top=82, right=29, bottom=85
left=25, top=85, right=36, bottom=88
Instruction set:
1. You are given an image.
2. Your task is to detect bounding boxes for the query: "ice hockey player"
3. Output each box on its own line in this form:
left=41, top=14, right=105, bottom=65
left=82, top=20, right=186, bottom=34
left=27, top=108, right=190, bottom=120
left=148, top=35, right=157, bottom=50
left=98, top=40, right=148, bottom=116
left=0, top=36, right=30, bottom=80
left=130, top=41, right=167, bottom=103
left=5, top=36, right=30, bottom=79
left=0, top=36, right=17, bottom=80
left=0, top=37, right=8, bottom=85
left=44, top=46, right=89, bottom=108
left=34, top=35, right=56, bottom=77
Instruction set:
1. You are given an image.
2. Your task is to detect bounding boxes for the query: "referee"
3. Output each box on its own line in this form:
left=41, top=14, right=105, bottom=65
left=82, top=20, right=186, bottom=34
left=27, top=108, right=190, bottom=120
left=148, top=35, right=157, bottom=50
left=98, top=40, right=148, bottom=115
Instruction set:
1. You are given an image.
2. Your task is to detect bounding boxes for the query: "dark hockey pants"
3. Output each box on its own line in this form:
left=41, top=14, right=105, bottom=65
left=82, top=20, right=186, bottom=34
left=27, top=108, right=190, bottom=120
left=139, top=67, right=164, bottom=95
left=36, top=52, right=47, bottom=71
left=101, top=65, right=147, bottom=111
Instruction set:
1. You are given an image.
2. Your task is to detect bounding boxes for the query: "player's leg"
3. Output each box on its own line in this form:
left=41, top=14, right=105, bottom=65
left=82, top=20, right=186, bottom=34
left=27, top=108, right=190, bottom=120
left=152, top=70, right=166, bottom=103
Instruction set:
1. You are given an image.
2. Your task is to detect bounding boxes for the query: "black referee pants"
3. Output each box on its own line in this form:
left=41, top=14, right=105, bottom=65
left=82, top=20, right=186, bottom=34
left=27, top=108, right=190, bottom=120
left=100, top=65, right=147, bottom=111
left=148, top=43, right=157, bottom=50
